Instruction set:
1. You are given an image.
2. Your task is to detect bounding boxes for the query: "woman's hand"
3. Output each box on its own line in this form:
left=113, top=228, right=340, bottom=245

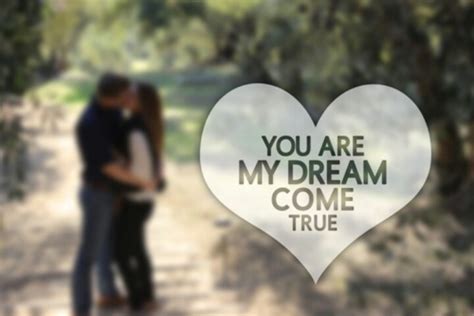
left=155, top=175, right=167, bottom=192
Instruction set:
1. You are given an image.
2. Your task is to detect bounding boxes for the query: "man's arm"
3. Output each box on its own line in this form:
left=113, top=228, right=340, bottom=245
left=102, top=162, right=154, bottom=191
left=77, top=117, right=154, bottom=190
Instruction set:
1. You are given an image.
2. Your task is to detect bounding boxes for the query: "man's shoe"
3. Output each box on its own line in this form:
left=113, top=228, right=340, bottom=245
left=143, top=299, right=160, bottom=312
left=97, top=295, right=127, bottom=309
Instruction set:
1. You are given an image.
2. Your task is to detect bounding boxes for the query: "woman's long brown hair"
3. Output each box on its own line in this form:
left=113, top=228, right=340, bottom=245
left=137, top=83, right=164, bottom=160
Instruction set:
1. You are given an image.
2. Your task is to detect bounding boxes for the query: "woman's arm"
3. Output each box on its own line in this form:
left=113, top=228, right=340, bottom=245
left=129, top=131, right=155, bottom=185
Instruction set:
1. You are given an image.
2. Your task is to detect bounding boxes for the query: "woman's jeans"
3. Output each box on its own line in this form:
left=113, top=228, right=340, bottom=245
left=115, top=199, right=154, bottom=310
left=72, top=184, right=119, bottom=315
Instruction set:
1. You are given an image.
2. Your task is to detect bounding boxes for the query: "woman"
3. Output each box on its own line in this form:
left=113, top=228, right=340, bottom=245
left=114, top=82, right=164, bottom=311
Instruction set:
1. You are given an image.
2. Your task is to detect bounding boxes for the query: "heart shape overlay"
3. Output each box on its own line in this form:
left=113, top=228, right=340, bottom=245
left=200, top=84, right=431, bottom=283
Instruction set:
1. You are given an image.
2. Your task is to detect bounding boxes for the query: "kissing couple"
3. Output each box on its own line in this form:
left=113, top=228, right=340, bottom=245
left=72, top=73, right=165, bottom=315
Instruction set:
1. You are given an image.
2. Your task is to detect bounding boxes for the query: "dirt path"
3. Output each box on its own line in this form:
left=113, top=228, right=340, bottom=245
left=0, top=108, right=247, bottom=316
left=3, top=106, right=473, bottom=316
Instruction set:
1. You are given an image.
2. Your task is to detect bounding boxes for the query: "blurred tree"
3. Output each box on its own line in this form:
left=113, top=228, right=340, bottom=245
left=204, top=0, right=260, bottom=62
left=0, top=0, right=42, bottom=200
left=201, top=0, right=344, bottom=108
left=52, top=0, right=211, bottom=71
left=41, top=0, right=145, bottom=73
left=73, top=16, right=136, bottom=72
left=41, top=0, right=90, bottom=76
left=200, top=0, right=474, bottom=193
left=326, top=0, right=474, bottom=122
left=0, top=0, right=42, bottom=94
left=229, top=0, right=329, bottom=103
left=138, top=0, right=204, bottom=33
left=33, top=0, right=474, bottom=195
left=329, top=0, right=474, bottom=193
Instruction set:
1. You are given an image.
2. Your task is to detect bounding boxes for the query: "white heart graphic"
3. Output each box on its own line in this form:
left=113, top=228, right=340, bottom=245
left=200, top=84, right=431, bottom=282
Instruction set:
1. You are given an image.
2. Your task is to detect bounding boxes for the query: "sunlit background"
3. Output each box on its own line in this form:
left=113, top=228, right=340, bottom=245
left=1, top=1, right=473, bottom=315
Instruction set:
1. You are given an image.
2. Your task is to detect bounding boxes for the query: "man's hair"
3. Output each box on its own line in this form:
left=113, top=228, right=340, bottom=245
left=97, top=73, right=130, bottom=98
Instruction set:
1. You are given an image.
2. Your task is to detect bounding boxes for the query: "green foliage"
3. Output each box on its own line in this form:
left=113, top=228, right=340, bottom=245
left=73, top=21, right=132, bottom=72
left=322, top=0, right=474, bottom=121
left=18, top=0, right=474, bottom=122
left=177, top=0, right=473, bottom=121
left=138, top=0, right=205, bottom=33
left=0, top=1, right=41, bottom=200
left=0, top=0, right=42, bottom=94
left=0, top=115, right=27, bottom=200
left=203, top=0, right=261, bottom=62
left=147, top=17, right=216, bottom=69
left=28, top=70, right=94, bottom=107
left=41, top=0, right=133, bottom=73
left=41, top=0, right=93, bottom=74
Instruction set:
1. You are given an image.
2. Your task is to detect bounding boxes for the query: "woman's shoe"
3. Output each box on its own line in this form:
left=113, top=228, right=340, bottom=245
left=97, top=295, right=127, bottom=309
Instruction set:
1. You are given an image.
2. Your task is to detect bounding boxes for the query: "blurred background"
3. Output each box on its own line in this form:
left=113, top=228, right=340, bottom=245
left=1, top=0, right=473, bottom=315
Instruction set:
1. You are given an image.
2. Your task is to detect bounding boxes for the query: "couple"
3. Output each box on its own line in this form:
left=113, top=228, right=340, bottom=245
left=72, top=73, right=164, bottom=315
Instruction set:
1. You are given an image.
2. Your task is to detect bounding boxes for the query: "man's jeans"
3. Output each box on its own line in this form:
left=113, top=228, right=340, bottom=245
left=72, top=184, right=119, bottom=315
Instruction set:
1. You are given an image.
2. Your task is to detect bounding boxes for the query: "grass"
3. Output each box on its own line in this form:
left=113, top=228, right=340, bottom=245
left=27, top=64, right=241, bottom=163
left=28, top=75, right=95, bottom=108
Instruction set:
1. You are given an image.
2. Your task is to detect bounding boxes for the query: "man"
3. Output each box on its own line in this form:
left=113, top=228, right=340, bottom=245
left=72, top=73, right=154, bottom=316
